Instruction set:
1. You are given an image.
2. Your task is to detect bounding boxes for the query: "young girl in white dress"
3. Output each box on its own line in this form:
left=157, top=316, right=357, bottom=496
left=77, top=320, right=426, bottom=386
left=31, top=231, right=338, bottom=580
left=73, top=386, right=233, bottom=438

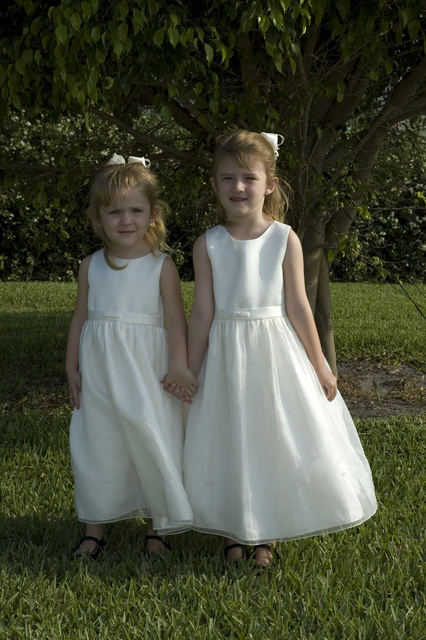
left=183, top=130, right=377, bottom=567
left=66, top=154, right=197, bottom=559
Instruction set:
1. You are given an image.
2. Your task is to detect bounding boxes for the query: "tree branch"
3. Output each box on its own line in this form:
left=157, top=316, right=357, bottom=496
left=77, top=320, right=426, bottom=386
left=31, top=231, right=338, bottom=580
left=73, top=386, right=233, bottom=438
left=89, top=105, right=210, bottom=168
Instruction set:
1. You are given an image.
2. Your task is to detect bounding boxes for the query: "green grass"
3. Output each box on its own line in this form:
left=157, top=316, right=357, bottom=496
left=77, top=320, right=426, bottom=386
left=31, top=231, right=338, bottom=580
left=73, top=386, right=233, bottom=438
left=330, top=283, right=426, bottom=366
left=0, top=282, right=425, bottom=639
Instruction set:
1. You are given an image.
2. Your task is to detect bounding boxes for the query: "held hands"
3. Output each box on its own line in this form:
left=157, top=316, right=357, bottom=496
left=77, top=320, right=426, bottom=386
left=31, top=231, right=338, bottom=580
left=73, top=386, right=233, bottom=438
left=161, top=369, right=199, bottom=404
left=67, top=370, right=82, bottom=410
left=317, top=368, right=338, bottom=402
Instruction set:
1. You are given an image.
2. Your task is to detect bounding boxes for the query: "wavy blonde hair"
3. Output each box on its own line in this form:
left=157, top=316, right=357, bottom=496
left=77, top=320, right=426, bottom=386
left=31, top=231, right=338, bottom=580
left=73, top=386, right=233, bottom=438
left=87, top=162, right=167, bottom=269
left=212, top=129, right=290, bottom=225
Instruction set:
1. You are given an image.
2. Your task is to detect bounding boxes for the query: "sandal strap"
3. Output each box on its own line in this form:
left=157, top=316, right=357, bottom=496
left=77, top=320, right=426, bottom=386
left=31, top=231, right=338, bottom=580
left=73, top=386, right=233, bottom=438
left=224, top=543, right=248, bottom=561
left=79, top=536, right=104, bottom=546
left=145, top=535, right=172, bottom=551
left=70, top=535, right=105, bottom=560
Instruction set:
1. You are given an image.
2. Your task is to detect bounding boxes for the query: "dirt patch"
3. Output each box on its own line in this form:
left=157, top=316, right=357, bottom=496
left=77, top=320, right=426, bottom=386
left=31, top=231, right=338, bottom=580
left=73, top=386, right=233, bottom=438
left=337, top=360, right=425, bottom=419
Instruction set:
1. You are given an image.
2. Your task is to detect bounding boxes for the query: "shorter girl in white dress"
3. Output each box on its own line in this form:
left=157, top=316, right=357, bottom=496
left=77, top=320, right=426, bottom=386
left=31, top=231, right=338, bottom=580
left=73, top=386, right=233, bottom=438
left=66, top=154, right=197, bottom=558
left=183, top=130, right=377, bottom=567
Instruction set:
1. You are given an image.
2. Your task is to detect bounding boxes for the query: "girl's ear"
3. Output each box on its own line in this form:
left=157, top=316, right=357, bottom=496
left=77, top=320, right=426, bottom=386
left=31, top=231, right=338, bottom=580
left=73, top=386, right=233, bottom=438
left=210, top=176, right=217, bottom=193
left=150, top=205, right=160, bottom=222
left=265, top=177, right=279, bottom=195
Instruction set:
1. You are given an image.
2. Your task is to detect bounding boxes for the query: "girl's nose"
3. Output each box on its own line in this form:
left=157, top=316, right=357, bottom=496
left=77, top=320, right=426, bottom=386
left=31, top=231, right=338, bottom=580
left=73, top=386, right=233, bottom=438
left=121, top=211, right=132, bottom=224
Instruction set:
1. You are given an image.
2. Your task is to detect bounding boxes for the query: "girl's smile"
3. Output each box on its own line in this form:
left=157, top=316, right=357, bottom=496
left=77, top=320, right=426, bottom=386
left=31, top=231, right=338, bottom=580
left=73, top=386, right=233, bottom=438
left=99, top=187, right=158, bottom=258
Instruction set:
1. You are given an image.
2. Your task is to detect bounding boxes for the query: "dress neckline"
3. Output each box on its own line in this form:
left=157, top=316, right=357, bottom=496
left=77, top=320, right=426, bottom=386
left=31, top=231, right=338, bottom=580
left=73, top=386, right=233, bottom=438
left=103, top=249, right=153, bottom=263
left=221, top=221, right=276, bottom=242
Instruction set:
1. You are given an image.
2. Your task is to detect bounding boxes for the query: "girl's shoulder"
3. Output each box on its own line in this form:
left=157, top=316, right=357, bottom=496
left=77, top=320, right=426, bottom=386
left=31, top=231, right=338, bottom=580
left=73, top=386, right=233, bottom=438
left=79, top=253, right=94, bottom=272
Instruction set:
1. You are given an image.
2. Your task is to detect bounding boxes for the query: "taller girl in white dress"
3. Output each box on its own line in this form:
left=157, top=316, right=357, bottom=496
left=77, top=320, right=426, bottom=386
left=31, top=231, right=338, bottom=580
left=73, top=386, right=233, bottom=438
left=183, top=130, right=377, bottom=566
left=66, top=154, right=197, bottom=559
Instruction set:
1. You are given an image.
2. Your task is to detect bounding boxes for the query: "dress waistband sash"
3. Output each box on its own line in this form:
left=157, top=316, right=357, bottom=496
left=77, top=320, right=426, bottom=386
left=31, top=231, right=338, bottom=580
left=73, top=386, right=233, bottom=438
left=87, top=310, right=163, bottom=327
left=214, top=306, right=284, bottom=320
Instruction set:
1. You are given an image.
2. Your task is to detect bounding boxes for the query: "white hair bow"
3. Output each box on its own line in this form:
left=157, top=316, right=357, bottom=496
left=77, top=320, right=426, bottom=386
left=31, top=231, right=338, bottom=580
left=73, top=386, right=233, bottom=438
left=260, top=133, right=284, bottom=158
left=107, top=153, right=151, bottom=168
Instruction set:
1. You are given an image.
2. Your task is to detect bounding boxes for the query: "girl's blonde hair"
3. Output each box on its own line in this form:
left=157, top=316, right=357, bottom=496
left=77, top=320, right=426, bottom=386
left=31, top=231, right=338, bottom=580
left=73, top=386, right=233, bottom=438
left=87, top=161, right=167, bottom=269
left=212, top=129, right=291, bottom=225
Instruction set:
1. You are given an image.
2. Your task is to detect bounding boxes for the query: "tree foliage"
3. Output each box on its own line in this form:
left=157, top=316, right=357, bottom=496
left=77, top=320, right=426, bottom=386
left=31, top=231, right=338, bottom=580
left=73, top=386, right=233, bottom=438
left=1, top=0, right=425, bottom=369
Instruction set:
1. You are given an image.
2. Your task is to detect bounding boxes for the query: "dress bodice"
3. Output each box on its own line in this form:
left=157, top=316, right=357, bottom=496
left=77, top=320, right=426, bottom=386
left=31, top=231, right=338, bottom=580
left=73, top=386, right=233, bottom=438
left=206, top=222, right=290, bottom=311
left=87, top=249, right=166, bottom=319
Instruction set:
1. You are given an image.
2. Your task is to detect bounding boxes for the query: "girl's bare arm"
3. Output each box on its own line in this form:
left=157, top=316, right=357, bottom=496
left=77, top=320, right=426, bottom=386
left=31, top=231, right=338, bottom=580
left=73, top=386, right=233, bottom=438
left=283, top=230, right=337, bottom=401
left=188, top=234, right=215, bottom=378
left=160, top=256, right=198, bottom=398
left=65, top=256, right=91, bottom=409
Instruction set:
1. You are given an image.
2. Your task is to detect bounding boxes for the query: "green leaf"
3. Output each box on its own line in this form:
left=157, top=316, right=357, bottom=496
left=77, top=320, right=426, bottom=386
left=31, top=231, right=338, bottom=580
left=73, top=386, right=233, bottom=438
left=291, top=43, right=301, bottom=57
left=81, top=2, right=92, bottom=19
left=407, top=20, right=420, bottom=38
left=160, top=104, right=172, bottom=122
left=70, top=12, right=82, bottom=31
left=55, top=24, right=68, bottom=45
left=15, top=59, right=26, bottom=76
left=204, top=43, right=214, bottom=63
left=153, top=29, right=164, bottom=47
left=270, top=7, right=284, bottom=28
left=117, top=22, right=128, bottom=41
left=168, top=26, right=179, bottom=47
left=148, top=0, right=159, bottom=15
left=384, top=59, right=393, bottom=74
left=91, top=26, right=101, bottom=43
left=274, top=53, right=283, bottom=73
left=167, top=82, right=179, bottom=98
left=358, top=205, right=370, bottom=219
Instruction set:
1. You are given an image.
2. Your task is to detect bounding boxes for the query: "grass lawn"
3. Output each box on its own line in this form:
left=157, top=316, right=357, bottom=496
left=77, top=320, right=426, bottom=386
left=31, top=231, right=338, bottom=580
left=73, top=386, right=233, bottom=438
left=0, top=282, right=424, bottom=639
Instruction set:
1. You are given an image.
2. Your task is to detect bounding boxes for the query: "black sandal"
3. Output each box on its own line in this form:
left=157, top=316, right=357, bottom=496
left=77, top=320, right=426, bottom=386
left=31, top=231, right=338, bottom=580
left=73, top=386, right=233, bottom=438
left=70, top=536, right=105, bottom=560
left=145, top=534, right=172, bottom=554
left=224, top=543, right=248, bottom=564
left=253, top=543, right=280, bottom=568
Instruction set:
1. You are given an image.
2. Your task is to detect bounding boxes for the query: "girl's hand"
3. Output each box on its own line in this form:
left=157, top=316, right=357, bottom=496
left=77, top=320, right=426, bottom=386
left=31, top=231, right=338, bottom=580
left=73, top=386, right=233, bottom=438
left=67, top=371, right=82, bottom=409
left=316, top=368, right=338, bottom=402
left=161, top=370, right=199, bottom=404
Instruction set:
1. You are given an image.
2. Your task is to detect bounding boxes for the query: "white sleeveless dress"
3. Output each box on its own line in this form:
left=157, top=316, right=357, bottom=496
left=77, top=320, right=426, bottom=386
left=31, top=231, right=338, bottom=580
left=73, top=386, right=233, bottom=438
left=184, top=223, right=377, bottom=544
left=70, top=249, right=193, bottom=533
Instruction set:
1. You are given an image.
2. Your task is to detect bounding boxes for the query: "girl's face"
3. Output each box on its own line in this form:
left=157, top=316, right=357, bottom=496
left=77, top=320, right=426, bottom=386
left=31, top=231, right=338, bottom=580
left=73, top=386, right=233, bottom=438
left=99, top=187, right=159, bottom=258
left=212, top=156, right=278, bottom=223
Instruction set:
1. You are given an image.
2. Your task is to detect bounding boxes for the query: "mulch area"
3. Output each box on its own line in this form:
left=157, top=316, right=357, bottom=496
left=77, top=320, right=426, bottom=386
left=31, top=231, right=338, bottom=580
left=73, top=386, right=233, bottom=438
left=337, top=360, right=425, bottom=419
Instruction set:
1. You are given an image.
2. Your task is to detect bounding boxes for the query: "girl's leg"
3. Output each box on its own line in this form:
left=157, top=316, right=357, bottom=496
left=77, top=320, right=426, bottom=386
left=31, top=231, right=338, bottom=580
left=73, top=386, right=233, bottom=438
left=145, top=518, right=170, bottom=554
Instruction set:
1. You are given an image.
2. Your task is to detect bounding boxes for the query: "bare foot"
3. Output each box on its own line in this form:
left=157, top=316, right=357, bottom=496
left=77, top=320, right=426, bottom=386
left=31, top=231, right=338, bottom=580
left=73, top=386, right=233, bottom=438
left=145, top=535, right=170, bottom=555
left=254, top=543, right=278, bottom=567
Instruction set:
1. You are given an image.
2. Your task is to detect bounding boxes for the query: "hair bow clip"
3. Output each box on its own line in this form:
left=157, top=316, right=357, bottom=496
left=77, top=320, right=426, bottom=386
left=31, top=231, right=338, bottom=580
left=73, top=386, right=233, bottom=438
left=260, top=133, right=284, bottom=158
left=107, top=153, right=151, bottom=168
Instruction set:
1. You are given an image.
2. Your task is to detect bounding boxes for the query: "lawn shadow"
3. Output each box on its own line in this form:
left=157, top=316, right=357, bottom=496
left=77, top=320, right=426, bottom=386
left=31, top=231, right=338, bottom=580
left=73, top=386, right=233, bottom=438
left=0, top=513, right=242, bottom=582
